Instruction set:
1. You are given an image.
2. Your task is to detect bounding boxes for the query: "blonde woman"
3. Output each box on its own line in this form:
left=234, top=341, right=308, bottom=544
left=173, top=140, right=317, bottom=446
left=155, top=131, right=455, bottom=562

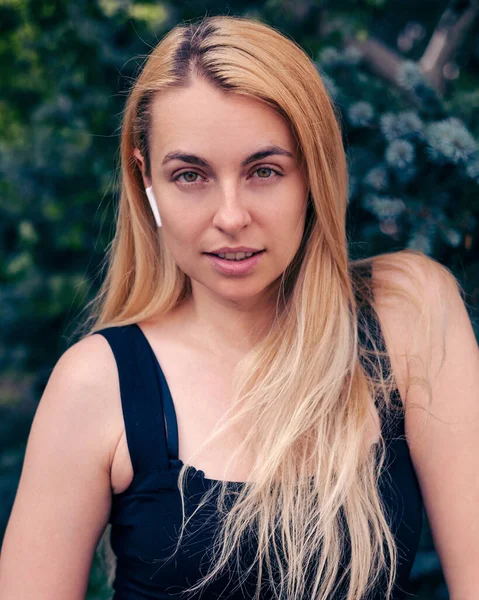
left=0, top=15, right=477, bottom=600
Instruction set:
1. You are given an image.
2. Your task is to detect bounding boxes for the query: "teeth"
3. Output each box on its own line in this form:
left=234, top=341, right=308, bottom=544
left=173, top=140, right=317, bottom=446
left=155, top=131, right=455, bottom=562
left=216, top=251, right=256, bottom=261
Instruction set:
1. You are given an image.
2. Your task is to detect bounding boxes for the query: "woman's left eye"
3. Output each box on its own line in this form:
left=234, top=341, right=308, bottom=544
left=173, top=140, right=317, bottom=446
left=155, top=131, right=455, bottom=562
left=252, top=167, right=282, bottom=181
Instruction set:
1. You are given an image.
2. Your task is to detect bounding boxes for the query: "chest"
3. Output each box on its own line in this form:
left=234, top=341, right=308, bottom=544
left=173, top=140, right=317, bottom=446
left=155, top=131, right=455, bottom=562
left=109, top=321, right=383, bottom=495
left=110, top=334, right=254, bottom=493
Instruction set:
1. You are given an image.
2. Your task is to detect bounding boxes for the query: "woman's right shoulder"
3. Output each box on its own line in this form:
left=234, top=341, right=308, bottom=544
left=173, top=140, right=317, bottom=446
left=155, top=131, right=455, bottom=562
left=52, top=331, right=125, bottom=468
left=60, top=330, right=118, bottom=384
left=57, top=331, right=119, bottom=402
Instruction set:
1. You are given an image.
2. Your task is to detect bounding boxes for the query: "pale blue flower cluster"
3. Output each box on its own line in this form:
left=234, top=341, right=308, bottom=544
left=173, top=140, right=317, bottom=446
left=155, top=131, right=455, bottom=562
left=320, top=73, right=340, bottom=100
left=407, top=226, right=435, bottom=255
left=425, top=117, right=478, bottom=164
left=443, top=228, right=462, bottom=247
left=362, top=194, right=406, bottom=219
left=342, top=46, right=363, bottom=66
left=348, top=101, right=375, bottom=127
left=385, top=139, right=416, bottom=169
left=380, top=112, right=424, bottom=141
left=317, top=45, right=363, bottom=69
left=465, top=157, right=479, bottom=182
left=318, top=46, right=341, bottom=69
left=363, top=166, right=390, bottom=192
left=395, top=111, right=425, bottom=139
left=395, top=60, right=425, bottom=91
left=380, top=113, right=406, bottom=141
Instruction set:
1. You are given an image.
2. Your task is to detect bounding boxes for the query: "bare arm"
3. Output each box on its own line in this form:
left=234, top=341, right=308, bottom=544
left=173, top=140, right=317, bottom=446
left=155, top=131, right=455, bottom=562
left=374, top=252, right=479, bottom=599
left=0, top=334, right=122, bottom=599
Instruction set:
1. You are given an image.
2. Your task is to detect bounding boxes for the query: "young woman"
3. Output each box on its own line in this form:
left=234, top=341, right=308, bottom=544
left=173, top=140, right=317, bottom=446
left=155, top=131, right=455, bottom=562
left=0, top=15, right=477, bottom=600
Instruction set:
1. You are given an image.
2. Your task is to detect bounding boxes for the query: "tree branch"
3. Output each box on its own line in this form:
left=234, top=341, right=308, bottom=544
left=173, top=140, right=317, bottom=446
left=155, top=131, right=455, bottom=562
left=342, top=1, right=478, bottom=98
left=419, top=0, right=479, bottom=94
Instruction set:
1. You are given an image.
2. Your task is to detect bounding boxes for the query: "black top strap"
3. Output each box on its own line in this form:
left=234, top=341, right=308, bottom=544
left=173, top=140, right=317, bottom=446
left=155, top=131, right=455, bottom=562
left=131, top=323, right=179, bottom=460
left=93, top=324, right=177, bottom=473
left=353, top=263, right=405, bottom=441
left=354, top=264, right=398, bottom=389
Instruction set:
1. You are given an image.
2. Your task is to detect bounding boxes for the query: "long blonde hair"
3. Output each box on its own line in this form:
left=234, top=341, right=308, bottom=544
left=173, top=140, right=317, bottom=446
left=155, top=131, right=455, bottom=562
left=74, top=15, right=458, bottom=600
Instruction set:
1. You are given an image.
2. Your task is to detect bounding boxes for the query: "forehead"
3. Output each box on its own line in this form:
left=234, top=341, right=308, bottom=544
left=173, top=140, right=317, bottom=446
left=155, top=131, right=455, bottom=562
left=148, top=78, right=298, bottom=159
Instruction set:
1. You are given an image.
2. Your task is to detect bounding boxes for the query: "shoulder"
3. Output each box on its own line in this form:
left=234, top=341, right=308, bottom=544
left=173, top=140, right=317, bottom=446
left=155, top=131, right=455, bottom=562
left=369, top=249, right=463, bottom=332
left=367, top=259, right=479, bottom=595
left=58, top=330, right=118, bottom=379
left=370, top=249, right=459, bottom=302
left=46, top=331, right=124, bottom=469
left=365, top=250, right=463, bottom=407
left=55, top=331, right=120, bottom=406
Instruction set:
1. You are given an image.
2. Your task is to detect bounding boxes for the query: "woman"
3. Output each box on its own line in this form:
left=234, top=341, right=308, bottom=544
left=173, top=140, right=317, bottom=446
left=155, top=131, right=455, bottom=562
left=0, top=15, right=477, bottom=600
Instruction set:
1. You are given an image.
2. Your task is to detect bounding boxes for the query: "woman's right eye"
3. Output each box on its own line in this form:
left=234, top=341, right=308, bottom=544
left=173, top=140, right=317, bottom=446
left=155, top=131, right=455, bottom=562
left=173, top=171, right=204, bottom=185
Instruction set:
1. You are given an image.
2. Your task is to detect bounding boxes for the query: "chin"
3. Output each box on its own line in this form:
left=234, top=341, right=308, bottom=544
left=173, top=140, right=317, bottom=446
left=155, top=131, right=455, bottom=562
left=216, top=287, right=266, bottom=302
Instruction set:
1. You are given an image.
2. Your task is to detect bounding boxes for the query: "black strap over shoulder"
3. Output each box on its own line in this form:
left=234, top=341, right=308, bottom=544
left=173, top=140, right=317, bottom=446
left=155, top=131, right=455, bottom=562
left=93, top=324, right=178, bottom=474
left=353, top=262, right=405, bottom=441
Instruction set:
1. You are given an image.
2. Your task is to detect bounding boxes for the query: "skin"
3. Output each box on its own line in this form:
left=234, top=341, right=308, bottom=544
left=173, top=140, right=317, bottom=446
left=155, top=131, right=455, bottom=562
left=134, top=76, right=309, bottom=356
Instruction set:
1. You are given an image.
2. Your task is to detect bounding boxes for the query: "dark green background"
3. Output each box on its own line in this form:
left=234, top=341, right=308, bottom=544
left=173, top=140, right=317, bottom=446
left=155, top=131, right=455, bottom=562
left=1, top=1, right=478, bottom=598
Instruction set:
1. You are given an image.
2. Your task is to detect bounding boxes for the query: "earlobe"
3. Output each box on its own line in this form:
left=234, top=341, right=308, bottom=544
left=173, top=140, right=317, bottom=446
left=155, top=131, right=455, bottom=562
left=145, top=186, right=162, bottom=228
left=133, top=148, right=143, bottom=169
left=133, top=148, right=149, bottom=188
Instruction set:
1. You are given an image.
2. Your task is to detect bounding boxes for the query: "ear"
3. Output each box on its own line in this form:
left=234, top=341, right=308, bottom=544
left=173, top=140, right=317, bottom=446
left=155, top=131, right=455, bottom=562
left=133, top=148, right=151, bottom=190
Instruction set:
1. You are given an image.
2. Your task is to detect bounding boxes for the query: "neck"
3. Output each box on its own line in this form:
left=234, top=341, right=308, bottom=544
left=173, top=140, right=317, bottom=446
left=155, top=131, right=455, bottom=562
left=178, top=285, right=278, bottom=358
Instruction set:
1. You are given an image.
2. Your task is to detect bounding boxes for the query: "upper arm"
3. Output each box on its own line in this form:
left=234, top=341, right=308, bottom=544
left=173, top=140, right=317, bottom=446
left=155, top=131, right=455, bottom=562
left=372, top=250, right=479, bottom=597
left=0, top=333, right=122, bottom=599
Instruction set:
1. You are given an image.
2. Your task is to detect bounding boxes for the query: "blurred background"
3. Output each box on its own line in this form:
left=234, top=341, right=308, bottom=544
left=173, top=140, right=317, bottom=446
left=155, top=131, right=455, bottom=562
left=1, top=1, right=478, bottom=598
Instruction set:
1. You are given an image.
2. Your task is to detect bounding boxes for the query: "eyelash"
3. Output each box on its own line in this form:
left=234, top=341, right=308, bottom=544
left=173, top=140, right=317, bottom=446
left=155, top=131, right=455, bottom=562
left=172, top=166, right=283, bottom=186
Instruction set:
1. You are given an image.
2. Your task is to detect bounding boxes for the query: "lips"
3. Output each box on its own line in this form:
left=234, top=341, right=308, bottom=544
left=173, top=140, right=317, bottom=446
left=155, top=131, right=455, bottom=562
left=205, top=248, right=264, bottom=253
left=205, top=249, right=265, bottom=275
left=206, top=250, right=264, bottom=257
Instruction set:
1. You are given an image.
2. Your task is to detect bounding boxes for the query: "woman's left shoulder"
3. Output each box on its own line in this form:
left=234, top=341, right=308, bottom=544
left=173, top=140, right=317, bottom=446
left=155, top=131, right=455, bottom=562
left=364, top=251, right=452, bottom=405
left=370, top=248, right=461, bottom=303
left=366, top=249, right=468, bottom=407
left=367, top=251, right=479, bottom=595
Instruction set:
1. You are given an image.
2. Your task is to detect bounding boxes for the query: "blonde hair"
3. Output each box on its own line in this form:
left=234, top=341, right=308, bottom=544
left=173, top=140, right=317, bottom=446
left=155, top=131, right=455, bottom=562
left=73, top=15, right=459, bottom=600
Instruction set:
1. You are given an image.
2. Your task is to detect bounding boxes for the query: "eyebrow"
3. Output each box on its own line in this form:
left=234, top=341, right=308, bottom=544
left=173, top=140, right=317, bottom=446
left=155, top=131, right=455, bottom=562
left=161, top=145, right=295, bottom=168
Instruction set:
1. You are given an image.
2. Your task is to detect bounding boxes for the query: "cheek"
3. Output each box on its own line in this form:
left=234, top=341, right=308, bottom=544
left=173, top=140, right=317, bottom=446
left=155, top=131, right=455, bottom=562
left=161, top=227, right=193, bottom=265
left=274, top=199, right=307, bottom=239
left=275, top=178, right=308, bottom=221
left=162, top=209, right=201, bottom=246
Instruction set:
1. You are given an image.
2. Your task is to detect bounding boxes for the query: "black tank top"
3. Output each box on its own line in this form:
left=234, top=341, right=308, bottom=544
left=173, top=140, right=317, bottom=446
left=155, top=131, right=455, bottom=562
left=94, top=302, right=423, bottom=599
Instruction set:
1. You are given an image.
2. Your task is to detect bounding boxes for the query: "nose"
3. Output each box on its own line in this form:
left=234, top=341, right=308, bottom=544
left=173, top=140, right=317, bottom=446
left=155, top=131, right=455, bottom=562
left=212, top=186, right=252, bottom=233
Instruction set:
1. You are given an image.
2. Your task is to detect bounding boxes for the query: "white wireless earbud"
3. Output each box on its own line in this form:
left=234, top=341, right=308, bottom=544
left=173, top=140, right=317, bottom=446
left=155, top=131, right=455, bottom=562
left=145, top=186, right=162, bottom=228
